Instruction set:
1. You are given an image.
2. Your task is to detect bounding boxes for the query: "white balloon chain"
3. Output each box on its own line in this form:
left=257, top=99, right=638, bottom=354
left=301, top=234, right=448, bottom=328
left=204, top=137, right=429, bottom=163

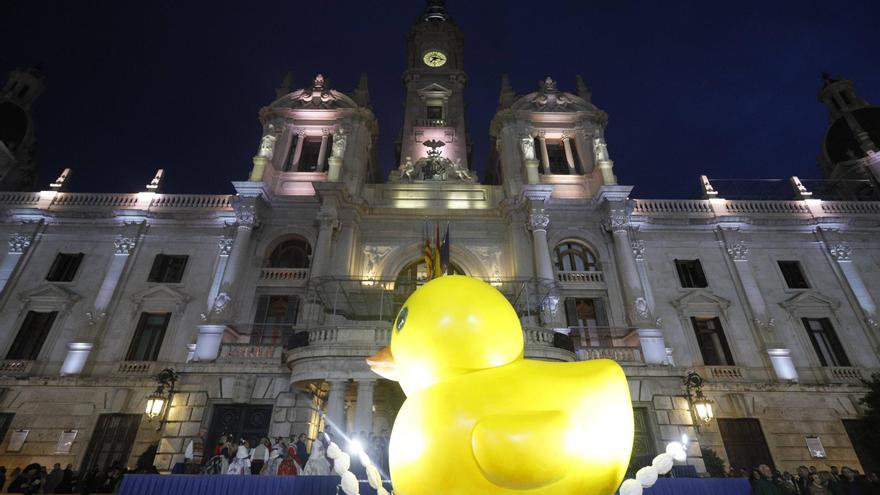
left=620, top=437, right=689, bottom=495
left=326, top=440, right=390, bottom=495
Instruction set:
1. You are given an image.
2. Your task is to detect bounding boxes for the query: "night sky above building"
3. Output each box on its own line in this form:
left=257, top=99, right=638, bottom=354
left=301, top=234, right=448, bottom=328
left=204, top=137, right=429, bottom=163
left=2, top=0, right=879, bottom=198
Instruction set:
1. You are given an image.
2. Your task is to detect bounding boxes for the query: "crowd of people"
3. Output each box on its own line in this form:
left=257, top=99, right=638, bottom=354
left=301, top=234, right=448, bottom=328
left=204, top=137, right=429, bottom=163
left=734, top=464, right=880, bottom=495
left=0, top=462, right=124, bottom=494
left=196, top=430, right=390, bottom=478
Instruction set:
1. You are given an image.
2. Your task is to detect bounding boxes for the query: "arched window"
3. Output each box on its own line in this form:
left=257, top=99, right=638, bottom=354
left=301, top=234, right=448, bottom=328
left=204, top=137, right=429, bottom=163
left=395, top=260, right=465, bottom=290
left=553, top=241, right=598, bottom=272
left=266, top=237, right=312, bottom=268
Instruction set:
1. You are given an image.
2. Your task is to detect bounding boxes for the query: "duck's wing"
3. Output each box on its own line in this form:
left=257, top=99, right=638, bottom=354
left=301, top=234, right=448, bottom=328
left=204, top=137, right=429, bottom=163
left=471, top=410, right=571, bottom=490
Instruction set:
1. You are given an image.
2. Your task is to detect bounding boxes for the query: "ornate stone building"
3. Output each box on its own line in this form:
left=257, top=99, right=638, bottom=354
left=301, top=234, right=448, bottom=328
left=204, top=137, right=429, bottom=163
left=0, top=0, right=878, bottom=477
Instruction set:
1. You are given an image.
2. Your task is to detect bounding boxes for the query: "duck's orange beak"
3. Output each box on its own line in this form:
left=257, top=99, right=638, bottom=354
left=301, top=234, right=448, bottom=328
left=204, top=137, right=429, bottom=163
left=367, top=346, right=398, bottom=381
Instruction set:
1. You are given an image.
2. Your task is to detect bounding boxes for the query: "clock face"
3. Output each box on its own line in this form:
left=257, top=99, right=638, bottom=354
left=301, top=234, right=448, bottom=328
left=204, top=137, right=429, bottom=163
left=423, top=50, right=447, bottom=68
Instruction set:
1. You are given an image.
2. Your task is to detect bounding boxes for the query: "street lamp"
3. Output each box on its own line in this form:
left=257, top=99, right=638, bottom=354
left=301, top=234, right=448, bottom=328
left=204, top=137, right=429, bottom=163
left=145, top=368, right=178, bottom=427
left=683, top=371, right=714, bottom=431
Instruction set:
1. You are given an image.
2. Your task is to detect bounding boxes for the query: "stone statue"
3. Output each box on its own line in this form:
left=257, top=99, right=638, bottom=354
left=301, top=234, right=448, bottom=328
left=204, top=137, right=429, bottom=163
left=399, top=156, right=415, bottom=180
left=593, top=135, right=610, bottom=162
left=257, top=126, right=276, bottom=158
left=450, top=158, right=473, bottom=181
left=520, top=137, right=536, bottom=161
left=331, top=128, right=347, bottom=158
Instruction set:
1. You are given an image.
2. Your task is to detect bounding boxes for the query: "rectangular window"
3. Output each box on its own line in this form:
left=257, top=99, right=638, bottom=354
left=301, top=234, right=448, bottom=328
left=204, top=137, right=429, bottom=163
left=46, top=252, right=84, bottom=282
left=675, top=259, right=708, bottom=288
left=691, top=317, right=734, bottom=365
left=126, top=312, right=171, bottom=361
left=147, top=254, right=188, bottom=283
left=802, top=317, right=849, bottom=366
left=543, top=140, right=570, bottom=175
left=778, top=261, right=809, bottom=289
left=252, top=295, right=299, bottom=345
left=297, top=137, right=324, bottom=172
left=426, top=105, right=443, bottom=120
left=564, top=298, right=611, bottom=347
left=6, top=311, right=58, bottom=360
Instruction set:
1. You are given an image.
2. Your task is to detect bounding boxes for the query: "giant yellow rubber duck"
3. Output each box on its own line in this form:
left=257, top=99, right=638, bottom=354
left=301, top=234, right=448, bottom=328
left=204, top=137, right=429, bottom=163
left=367, top=275, right=634, bottom=495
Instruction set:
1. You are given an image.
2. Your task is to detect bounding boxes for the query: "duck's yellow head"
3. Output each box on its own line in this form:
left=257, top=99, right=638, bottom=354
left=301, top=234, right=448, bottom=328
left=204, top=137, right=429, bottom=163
left=368, top=275, right=524, bottom=395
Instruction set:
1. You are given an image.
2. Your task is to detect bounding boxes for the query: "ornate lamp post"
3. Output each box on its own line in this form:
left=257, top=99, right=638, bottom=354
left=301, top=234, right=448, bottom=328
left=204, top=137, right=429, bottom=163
left=145, top=368, right=179, bottom=430
left=683, top=371, right=714, bottom=432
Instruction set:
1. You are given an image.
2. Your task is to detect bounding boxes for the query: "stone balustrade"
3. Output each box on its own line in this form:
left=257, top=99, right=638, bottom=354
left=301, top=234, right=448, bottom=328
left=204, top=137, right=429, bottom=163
left=116, top=361, right=155, bottom=376
left=556, top=270, right=605, bottom=285
left=259, top=268, right=310, bottom=284
left=576, top=346, right=643, bottom=364
left=218, top=344, right=283, bottom=361
left=0, top=359, right=33, bottom=376
left=632, top=197, right=880, bottom=220
left=822, top=366, right=865, bottom=383
left=704, top=365, right=747, bottom=381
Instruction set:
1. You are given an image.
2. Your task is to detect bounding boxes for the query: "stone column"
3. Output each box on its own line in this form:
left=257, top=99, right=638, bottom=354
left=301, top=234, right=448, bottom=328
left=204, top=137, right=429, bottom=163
left=196, top=201, right=257, bottom=362
left=606, top=204, right=666, bottom=364
left=61, top=234, right=139, bottom=375
left=325, top=380, right=347, bottom=433
left=353, top=379, right=376, bottom=435
left=537, top=134, right=550, bottom=175
left=562, top=136, right=576, bottom=174
left=316, top=131, right=329, bottom=173
left=309, top=205, right=338, bottom=279
left=332, top=220, right=355, bottom=278
left=290, top=131, right=305, bottom=171
left=0, top=232, right=35, bottom=294
left=574, top=132, right=591, bottom=175
left=723, top=236, right=795, bottom=380
left=527, top=208, right=554, bottom=282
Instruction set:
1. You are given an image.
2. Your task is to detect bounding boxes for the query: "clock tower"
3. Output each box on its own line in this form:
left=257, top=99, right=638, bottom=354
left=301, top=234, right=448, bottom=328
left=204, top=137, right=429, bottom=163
left=395, top=0, right=472, bottom=178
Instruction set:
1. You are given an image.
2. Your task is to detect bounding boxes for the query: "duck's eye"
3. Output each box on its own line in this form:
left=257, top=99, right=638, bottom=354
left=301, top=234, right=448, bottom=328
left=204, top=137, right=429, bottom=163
left=395, top=307, right=408, bottom=333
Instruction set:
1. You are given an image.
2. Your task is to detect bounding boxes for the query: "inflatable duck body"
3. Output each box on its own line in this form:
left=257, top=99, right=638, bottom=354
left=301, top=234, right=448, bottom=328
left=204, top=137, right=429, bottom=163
left=368, top=275, right=634, bottom=495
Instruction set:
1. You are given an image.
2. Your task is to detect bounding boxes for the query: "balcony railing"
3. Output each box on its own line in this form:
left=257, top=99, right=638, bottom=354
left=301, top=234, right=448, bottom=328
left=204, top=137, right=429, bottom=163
left=415, top=119, right=448, bottom=127
left=259, top=268, right=309, bottom=283
left=219, top=344, right=283, bottom=361
left=0, top=359, right=33, bottom=376
left=116, top=361, right=155, bottom=376
left=822, top=366, right=864, bottom=384
left=556, top=270, right=604, bottom=285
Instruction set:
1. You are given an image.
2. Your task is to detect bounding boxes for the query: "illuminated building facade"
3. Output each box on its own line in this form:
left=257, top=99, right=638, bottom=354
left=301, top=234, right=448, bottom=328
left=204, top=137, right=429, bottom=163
left=0, top=0, right=878, bottom=476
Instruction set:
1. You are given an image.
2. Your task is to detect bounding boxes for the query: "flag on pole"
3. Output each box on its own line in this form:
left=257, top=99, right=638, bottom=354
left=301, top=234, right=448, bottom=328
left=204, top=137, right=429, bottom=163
left=423, top=221, right=433, bottom=280
left=433, top=222, right=442, bottom=279
left=440, top=222, right=450, bottom=275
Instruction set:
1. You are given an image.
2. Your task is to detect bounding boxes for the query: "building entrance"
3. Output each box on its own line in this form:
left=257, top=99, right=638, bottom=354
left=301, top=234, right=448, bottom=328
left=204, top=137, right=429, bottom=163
left=204, top=404, right=273, bottom=459
left=718, top=418, right=774, bottom=470
left=80, top=414, right=142, bottom=474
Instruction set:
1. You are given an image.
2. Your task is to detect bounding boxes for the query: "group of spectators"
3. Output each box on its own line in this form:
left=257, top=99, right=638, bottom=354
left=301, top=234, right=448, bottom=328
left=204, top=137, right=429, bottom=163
left=741, top=464, right=880, bottom=495
left=195, top=430, right=390, bottom=478
left=0, top=462, right=123, bottom=494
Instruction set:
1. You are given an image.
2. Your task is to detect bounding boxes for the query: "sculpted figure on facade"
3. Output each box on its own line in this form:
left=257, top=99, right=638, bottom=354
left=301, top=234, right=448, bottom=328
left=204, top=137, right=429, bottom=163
left=520, top=137, right=536, bottom=161
left=829, top=242, right=852, bottom=261
left=593, top=135, right=611, bottom=162
left=633, top=297, right=650, bottom=320
left=399, top=157, right=415, bottom=181
left=727, top=240, right=749, bottom=261
left=450, top=158, right=474, bottom=182
left=232, top=198, right=258, bottom=227
left=219, top=238, right=234, bottom=256
left=114, top=235, right=137, bottom=255
left=8, top=233, right=33, bottom=254
left=257, top=124, right=276, bottom=158
left=331, top=128, right=347, bottom=159
left=631, top=239, right=646, bottom=260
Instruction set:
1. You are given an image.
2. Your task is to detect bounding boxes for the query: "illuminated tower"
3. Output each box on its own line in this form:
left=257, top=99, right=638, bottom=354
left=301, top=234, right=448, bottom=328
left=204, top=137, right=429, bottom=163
left=817, top=73, right=880, bottom=198
left=394, top=0, right=472, bottom=178
left=0, top=67, right=45, bottom=191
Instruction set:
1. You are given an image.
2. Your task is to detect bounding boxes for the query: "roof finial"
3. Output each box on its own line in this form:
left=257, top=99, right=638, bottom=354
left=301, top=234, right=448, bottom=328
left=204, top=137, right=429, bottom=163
left=575, top=75, right=592, bottom=102
left=423, top=0, right=448, bottom=21
left=275, top=71, right=292, bottom=99
left=498, top=74, right=515, bottom=109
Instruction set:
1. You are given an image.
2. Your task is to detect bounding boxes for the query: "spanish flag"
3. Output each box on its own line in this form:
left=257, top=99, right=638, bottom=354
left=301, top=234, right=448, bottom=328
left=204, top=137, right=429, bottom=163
left=423, top=222, right=433, bottom=280
left=432, top=222, right=442, bottom=279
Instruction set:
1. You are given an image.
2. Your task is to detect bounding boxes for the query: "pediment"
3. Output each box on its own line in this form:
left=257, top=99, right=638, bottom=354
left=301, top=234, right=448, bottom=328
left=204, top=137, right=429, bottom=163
left=780, top=291, right=840, bottom=312
left=18, top=284, right=81, bottom=310
left=418, top=83, right=453, bottom=99
left=131, top=285, right=191, bottom=310
left=671, top=289, right=731, bottom=315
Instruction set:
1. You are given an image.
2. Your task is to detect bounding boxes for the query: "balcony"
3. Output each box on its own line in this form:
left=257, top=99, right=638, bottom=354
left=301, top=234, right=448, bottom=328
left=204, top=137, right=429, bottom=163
left=566, top=326, right=644, bottom=365
left=0, top=359, right=34, bottom=377
left=218, top=343, right=284, bottom=363
left=415, top=119, right=449, bottom=128
left=822, top=366, right=865, bottom=384
left=258, top=268, right=309, bottom=286
left=556, top=270, right=605, bottom=288
left=115, top=361, right=156, bottom=376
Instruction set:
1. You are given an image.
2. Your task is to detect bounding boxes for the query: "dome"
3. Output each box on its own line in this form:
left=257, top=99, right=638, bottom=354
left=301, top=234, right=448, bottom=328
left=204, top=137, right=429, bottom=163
left=823, top=106, right=880, bottom=163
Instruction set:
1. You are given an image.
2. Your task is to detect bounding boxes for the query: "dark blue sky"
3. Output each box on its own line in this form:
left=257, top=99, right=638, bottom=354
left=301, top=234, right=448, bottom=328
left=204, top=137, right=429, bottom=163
left=2, top=0, right=878, bottom=198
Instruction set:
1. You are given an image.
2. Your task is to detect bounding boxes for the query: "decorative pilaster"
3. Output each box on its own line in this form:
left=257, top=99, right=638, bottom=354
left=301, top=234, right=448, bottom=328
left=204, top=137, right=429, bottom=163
left=353, top=379, right=376, bottom=434
left=828, top=241, right=878, bottom=323
left=310, top=204, right=339, bottom=279
left=537, top=133, right=550, bottom=175
left=527, top=208, right=553, bottom=282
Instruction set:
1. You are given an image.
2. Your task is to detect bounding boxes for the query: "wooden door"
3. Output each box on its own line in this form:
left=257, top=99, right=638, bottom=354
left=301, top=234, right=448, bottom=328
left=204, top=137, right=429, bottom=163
left=718, top=418, right=774, bottom=470
left=80, top=414, right=142, bottom=473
